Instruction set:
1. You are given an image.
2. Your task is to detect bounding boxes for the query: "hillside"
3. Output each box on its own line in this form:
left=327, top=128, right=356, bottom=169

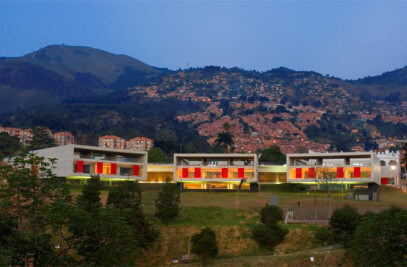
left=350, top=66, right=407, bottom=101
left=0, top=45, right=164, bottom=113
left=0, top=46, right=406, bottom=153
left=21, top=45, right=161, bottom=84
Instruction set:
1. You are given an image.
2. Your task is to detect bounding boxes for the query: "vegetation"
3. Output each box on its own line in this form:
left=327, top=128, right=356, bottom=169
left=252, top=204, right=288, bottom=249
left=0, top=152, right=71, bottom=265
left=329, top=204, right=360, bottom=247
left=191, top=227, right=219, bottom=265
left=148, top=147, right=167, bottom=163
left=155, top=179, right=181, bottom=224
left=27, top=126, right=56, bottom=150
left=347, top=207, right=407, bottom=266
left=259, top=145, right=285, bottom=163
left=215, top=131, right=235, bottom=152
left=259, top=204, right=284, bottom=226
left=0, top=156, right=158, bottom=266
left=0, top=132, right=21, bottom=160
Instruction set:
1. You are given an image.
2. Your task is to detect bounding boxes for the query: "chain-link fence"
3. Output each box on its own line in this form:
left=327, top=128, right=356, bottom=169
left=281, top=204, right=388, bottom=223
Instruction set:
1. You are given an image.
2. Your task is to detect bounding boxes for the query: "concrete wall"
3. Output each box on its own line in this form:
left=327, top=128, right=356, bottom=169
left=34, top=145, right=74, bottom=177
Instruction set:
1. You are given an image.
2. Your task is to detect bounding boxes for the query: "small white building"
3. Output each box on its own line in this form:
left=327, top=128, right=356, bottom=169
left=375, top=150, right=401, bottom=186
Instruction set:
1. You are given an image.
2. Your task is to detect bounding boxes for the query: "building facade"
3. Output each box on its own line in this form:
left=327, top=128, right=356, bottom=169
left=98, top=135, right=126, bottom=150
left=376, top=150, right=401, bottom=186
left=286, top=151, right=382, bottom=185
left=34, top=144, right=148, bottom=184
left=173, top=153, right=258, bottom=190
left=127, top=137, right=153, bottom=151
left=54, top=132, right=75, bottom=146
left=0, top=125, right=74, bottom=147
left=30, top=145, right=401, bottom=190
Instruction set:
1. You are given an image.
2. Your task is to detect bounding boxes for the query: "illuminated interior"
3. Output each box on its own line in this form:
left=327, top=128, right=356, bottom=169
left=176, top=168, right=255, bottom=180
left=259, top=172, right=287, bottom=183
left=289, top=167, right=372, bottom=179
left=183, top=182, right=250, bottom=190
left=147, top=172, right=173, bottom=182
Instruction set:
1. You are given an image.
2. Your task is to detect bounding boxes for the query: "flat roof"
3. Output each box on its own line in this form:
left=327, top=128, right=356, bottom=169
left=174, top=153, right=256, bottom=158
left=71, top=144, right=147, bottom=155
left=287, top=151, right=373, bottom=159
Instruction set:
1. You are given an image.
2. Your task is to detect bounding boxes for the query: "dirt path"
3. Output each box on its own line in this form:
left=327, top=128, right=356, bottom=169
left=183, top=245, right=342, bottom=266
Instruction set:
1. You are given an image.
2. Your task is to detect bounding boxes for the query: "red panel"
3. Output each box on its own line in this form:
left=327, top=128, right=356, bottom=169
left=194, top=168, right=201, bottom=178
left=354, top=167, right=361, bottom=178
left=96, top=162, right=103, bottom=174
left=381, top=178, right=388, bottom=185
left=182, top=168, right=188, bottom=178
left=296, top=168, right=302, bottom=178
left=76, top=161, right=83, bottom=173
left=222, top=168, right=228, bottom=178
left=133, top=165, right=139, bottom=176
left=111, top=163, right=117, bottom=175
left=308, top=167, right=315, bottom=178
left=337, top=167, right=344, bottom=178
left=238, top=168, right=245, bottom=178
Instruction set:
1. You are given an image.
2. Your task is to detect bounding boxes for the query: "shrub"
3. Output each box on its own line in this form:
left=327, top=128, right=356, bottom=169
left=347, top=206, right=407, bottom=266
left=155, top=179, right=181, bottom=224
left=329, top=205, right=359, bottom=246
left=251, top=224, right=288, bottom=248
left=260, top=204, right=284, bottom=226
left=314, top=226, right=333, bottom=244
left=191, top=227, right=218, bottom=265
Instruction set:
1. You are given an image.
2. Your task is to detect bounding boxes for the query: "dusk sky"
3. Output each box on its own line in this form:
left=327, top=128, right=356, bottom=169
left=1, top=1, right=406, bottom=79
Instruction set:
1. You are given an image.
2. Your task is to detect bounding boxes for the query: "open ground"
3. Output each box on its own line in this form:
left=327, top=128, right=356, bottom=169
left=74, top=186, right=407, bottom=265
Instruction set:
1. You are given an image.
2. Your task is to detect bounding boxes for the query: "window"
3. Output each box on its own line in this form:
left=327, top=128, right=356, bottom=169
left=380, top=160, right=386, bottom=166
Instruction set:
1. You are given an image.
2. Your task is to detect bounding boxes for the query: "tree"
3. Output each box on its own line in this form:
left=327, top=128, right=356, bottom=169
left=155, top=179, right=181, bottom=224
left=329, top=205, right=359, bottom=247
left=210, top=145, right=223, bottom=153
left=27, top=126, right=56, bottom=150
left=148, top=147, right=167, bottom=163
left=76, top=175, right=103, bottom=213
left=347, top=207, right=407, bottom=266
left=214, top=131, right=235, bottom=152
left=251, top=224, right=288, bottom=248
left=0, top=152, right=71, bottom=266
left=315, top=167, right=338, bottom=217
left=73, top=179, right=151, bottom=265
left=260, top=204, right=284, bottom=226
left=0, top=132, right=21, bottom=160
left=251, top=204, right=288, bottom=248
left=259, top=145, right=285, bottom=163
left=107, top=181, right=159, bottom=249
left=191, top=227, right=218, bottom=265
left=68, top=205, right=139, bottom=266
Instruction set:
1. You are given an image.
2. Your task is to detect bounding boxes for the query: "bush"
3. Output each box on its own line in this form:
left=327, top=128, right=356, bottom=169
left=260, top=204, right=284, bottom=226
left=347, top=206, right=407, bottom=266
left=191, top=227, right=218, bottom=265
left=329, top=205, right=359, bottom=246
left=314, top=226, right=333, bottom=244
left=251, top=224, right=288, bottom=248
left=155, top=179, right=181, bottom=224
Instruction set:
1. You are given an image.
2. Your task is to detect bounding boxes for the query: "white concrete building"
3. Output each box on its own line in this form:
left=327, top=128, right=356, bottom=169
left=375, top=150, right=401, bottom=186
left=173, top=153, right=258, bottom=190
left=34, top=144, right=147, bottom=183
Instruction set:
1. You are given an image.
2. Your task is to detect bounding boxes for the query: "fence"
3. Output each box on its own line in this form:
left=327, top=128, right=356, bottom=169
left=282, top=204, right=388, bottom=224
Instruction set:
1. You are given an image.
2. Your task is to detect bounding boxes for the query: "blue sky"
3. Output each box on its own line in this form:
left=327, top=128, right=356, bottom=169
left=1, top=0, right=406, bottom=79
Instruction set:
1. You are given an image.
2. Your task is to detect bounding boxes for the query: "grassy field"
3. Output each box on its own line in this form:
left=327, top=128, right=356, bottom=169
left=73, top=185, right=407, bottom=265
